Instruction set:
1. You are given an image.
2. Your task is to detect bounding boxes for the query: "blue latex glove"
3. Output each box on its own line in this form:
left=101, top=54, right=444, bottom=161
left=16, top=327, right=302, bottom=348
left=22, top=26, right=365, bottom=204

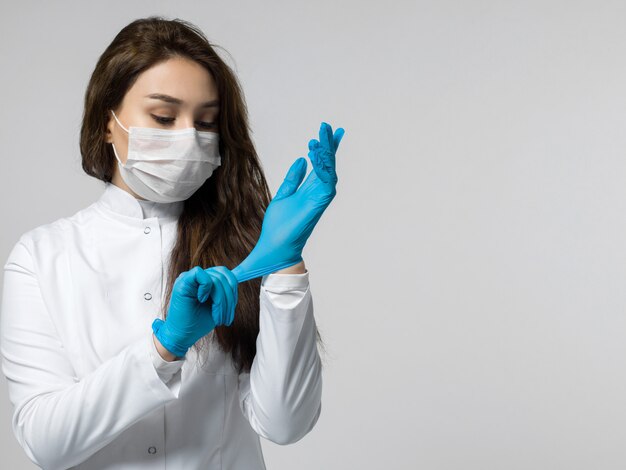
left=151, top=266, right=238, bottom=358
left=232, top=121, right=345, bottom=283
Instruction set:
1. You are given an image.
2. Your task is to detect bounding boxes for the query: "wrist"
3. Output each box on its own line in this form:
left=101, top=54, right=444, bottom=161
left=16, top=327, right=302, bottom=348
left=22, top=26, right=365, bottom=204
left=151, top=319, right=187, bottom=360
left=152, top=333, right=180, bottom=362
left=273, top=259, right=306, bottom=274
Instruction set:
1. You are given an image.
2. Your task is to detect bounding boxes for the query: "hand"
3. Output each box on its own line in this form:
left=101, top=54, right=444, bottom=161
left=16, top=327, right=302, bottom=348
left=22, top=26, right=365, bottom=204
left=151, top=266, right=238, bottom=358
left=232, top=121, right=345, bottom=283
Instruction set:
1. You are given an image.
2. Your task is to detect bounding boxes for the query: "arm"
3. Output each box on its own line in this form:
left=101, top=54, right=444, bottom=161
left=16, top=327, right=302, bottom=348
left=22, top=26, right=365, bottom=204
left=237, top=268, right=323, bottom=445
left=0, top=239, right=184, bottom=470
left=273, top=259, right=306, bottom=275
left=152, top=333, right=181, bottom=362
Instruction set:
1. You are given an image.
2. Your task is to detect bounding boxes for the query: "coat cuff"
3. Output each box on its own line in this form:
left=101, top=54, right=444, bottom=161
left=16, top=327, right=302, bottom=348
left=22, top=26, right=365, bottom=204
left=260, top=270, right=310, bottom=311
left=147, top=332, right=185, bottom=387
left=261, top=269, right=309, bottom=291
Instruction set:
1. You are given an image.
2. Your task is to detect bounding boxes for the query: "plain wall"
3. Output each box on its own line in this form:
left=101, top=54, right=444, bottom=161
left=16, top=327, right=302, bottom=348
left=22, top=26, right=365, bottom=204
left=2, top=0, right=626, bottom=468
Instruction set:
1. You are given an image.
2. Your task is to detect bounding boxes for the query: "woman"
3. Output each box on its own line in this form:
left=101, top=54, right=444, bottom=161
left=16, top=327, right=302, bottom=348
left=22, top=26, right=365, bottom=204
left=0, top=16, right=344, bottom=469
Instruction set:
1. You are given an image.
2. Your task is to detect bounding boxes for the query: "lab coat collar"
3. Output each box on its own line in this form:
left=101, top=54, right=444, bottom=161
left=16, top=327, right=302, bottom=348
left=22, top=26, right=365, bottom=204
left=98, top=182, right=184, bottom=221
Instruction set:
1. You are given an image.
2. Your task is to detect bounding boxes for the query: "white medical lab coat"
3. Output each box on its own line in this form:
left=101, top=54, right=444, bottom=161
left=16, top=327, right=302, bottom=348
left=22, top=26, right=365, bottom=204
left=0, top=182, right=322, bottom=469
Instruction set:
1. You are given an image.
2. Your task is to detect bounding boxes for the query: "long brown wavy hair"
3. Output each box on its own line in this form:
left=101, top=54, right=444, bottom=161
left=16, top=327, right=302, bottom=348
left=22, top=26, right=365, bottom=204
left=79, top=16, right=325, bottom=374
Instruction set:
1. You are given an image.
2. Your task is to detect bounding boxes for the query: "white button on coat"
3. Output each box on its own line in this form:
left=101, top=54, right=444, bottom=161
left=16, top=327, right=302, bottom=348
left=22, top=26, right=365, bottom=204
left=0, top=182, right=322, bottom=469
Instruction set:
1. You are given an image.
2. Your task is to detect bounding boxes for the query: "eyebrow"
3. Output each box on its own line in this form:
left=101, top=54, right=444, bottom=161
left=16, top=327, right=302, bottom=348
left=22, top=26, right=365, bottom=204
left=144, top=93, right=219, bottom=108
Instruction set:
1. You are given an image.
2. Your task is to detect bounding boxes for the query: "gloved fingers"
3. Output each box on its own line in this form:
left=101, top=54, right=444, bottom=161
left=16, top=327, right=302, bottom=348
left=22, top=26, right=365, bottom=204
left=333, top=127, right=345, bottom=151
left=317, top=122, right=345, bottom=153
left=273, top=157, right=307, bottom=201
left=297, top=147, right=323, bottom=189
left=210, top=268, right=236, bottom=326
left=197, top=268, right=215, bottom=303
left=308, top=146, right=336, bottom=184
left=307, top=123, right=342, bottom=185
left=205, top=269, right=226, bottom=325
left=205, top=268, right=236, bottom=326
left=211, top=266, right=239, bottom=307
left=177, top=266, right=211, bottom=299
left=319, top=122, right=332, bottom=150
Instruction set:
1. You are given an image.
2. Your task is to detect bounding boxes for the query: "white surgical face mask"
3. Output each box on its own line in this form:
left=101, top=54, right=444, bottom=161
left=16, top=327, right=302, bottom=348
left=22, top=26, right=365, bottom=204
left=110, top=110, right=221, bottom=203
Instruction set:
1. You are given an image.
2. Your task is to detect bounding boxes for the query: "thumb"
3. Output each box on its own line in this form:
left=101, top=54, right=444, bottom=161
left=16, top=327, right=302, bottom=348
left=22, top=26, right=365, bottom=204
left=197, top=268, right=214, bottom=303
left=274, top=158, right=307, bottom=201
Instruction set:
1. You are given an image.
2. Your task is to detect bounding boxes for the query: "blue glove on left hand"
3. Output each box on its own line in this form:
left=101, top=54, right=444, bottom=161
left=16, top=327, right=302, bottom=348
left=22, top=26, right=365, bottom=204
left=232, top=121, right=345, bottom=283
left=152, top=266, right=238, bottom=358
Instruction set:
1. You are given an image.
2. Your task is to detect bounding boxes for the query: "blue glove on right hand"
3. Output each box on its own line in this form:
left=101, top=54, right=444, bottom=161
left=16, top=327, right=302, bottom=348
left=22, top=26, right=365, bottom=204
left=151, top=266, right=238, bottom=358
left=232, top=121, right=345, bottom=283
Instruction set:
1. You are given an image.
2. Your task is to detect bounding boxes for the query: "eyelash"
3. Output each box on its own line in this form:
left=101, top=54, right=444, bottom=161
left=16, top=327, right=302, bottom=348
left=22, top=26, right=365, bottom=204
left=151, top=114, right=217, bottom=129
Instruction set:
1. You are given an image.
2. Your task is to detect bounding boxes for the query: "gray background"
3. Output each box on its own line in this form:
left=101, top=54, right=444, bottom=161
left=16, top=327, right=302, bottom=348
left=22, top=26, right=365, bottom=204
left=2, top=0, right=626, bottom=468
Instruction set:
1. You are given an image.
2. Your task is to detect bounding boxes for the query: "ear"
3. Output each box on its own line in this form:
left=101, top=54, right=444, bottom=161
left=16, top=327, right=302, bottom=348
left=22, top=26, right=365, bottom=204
left=104, top=111, right=114, bottom=144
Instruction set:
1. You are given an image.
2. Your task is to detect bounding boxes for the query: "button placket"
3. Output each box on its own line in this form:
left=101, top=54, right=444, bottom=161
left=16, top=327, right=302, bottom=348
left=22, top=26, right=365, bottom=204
left=143, top=226, right=154, bottom=305
left=142, top=221, right=163, bottom=323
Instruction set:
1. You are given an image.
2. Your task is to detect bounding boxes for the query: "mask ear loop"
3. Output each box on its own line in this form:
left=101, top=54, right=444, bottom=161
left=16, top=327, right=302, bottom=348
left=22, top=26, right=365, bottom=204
left=111, top=110, right=130, bottom=133
left=110, top=110, right=129, bottom=165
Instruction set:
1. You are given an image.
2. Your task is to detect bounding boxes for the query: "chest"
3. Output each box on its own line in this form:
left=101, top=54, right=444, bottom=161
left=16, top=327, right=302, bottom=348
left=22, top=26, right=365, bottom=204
left=38, top=218, right=234, bottom=378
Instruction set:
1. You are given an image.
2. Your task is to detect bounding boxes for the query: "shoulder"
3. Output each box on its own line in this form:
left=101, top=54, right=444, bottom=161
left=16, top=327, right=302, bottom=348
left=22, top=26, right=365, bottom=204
left=4, top=201, right=100, bottom=271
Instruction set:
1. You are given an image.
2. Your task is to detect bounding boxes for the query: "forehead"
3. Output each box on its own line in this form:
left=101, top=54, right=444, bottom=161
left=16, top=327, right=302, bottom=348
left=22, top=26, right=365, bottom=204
left=125, top=57, right=218, bottom=105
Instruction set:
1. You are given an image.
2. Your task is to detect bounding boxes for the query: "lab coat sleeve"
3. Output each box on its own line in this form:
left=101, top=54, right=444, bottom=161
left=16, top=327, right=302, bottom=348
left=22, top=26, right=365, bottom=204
left=237, top=270, right=323, bottom=445
left=149, top=332, right=185, bottom=383
left=0, top=239, right=184, bottom=470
